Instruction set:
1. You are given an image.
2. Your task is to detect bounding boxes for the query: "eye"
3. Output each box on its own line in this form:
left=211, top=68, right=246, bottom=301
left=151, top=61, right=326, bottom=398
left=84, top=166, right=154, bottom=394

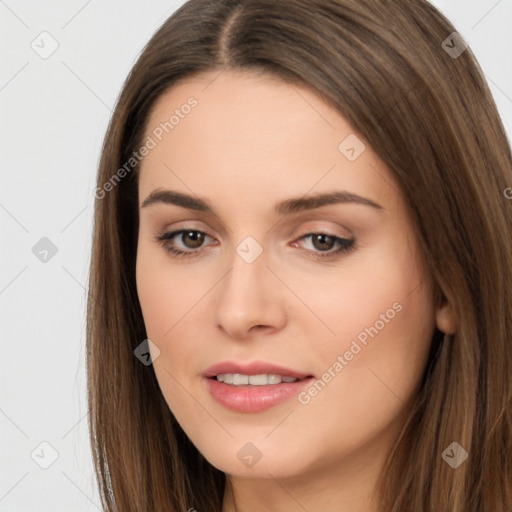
left=292, top=232, right=355, bottom=259
left=155, top=229, right=215, bottom=259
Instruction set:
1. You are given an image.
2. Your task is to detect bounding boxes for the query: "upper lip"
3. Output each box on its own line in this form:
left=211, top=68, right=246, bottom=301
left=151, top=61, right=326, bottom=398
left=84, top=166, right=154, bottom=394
left=203, top=360, right=313, bottom=380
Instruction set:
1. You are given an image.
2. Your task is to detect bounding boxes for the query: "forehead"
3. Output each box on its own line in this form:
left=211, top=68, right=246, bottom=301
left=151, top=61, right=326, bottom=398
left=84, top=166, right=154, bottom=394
left=138, top=70, right=397, bottom=214
left=144, top=69, right=350, bottom=149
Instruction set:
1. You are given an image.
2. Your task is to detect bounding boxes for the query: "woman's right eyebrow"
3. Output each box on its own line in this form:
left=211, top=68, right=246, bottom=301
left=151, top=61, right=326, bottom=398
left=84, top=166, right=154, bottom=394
left=140, top=188, right=384, bottom=215
left=141, top=188, right=211, bottom=212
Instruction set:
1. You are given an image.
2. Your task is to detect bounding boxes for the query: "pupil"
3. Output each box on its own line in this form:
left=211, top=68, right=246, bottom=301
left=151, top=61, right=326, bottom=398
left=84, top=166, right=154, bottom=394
left=313, top=234, right=334, bottom=251
left=183, top=231, right=204, bottom=248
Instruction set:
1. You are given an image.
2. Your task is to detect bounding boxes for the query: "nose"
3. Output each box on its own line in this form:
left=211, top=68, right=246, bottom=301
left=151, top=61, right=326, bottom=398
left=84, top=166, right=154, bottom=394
left=214, top=246, right=287, bottom=339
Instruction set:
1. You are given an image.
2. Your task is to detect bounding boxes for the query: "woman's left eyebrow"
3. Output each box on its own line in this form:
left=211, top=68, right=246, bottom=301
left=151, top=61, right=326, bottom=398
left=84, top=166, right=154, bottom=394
left=140, top=188, right=384, bottom=214
left=275, top=190, right=383, bottom=215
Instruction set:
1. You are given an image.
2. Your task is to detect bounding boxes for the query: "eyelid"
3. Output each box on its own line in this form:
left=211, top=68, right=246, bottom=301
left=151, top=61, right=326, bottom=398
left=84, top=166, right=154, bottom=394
left=155, top=221, right=216, bottom=240
left=291, top=221, right=353, bottom=240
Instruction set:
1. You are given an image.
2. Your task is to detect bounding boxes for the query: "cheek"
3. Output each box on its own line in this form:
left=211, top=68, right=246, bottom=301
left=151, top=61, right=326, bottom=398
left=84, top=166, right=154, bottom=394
left=135, top=247, right=210, bottom=424
left=135, top=244, right=219, bottom=400
left=294, top=240, right=436, bottom=413
left=279, top=242, right=433, bottom=347
left=286, top=238, right=436, bottom=402
left=135, top=241, right=208, bottom=338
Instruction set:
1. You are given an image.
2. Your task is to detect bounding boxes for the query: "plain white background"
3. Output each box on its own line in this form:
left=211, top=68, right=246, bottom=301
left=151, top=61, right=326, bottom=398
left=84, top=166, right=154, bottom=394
left=1, top=1, right=511, bottom=510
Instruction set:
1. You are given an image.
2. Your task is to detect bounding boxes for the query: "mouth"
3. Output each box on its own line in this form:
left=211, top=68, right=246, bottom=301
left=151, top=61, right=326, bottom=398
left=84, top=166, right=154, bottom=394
left=202, top=361, right=315, bottom=413
left=202, top=360, right=313, bottom=381
left=208, top=373, right=313, bottom=386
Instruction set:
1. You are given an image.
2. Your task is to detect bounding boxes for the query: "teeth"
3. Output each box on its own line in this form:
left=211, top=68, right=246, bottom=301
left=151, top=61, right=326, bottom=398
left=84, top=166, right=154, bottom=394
left=215, top=373, right=299, bottom=385
left=233, top=374, right=249, bottom=385
left=281, top=376, right=299, bottom=383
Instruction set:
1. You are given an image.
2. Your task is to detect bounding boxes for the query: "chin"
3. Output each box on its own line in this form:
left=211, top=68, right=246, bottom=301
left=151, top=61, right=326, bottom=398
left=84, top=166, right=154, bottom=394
left=197, top=439, right=314, bottom=480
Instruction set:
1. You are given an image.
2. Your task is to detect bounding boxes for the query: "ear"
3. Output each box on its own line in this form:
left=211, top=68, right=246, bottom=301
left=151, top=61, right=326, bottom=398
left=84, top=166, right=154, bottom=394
left=435, top=293, right=457, bottom=334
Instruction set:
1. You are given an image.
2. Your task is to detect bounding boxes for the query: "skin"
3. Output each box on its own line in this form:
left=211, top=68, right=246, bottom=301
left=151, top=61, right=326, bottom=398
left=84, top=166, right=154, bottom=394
left=135, top=69, right=456, bottom=512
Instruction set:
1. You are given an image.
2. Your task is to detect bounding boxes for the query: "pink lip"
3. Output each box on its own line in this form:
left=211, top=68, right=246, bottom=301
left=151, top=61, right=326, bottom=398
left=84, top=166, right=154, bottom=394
left=202, top=360, right=314, bottom=413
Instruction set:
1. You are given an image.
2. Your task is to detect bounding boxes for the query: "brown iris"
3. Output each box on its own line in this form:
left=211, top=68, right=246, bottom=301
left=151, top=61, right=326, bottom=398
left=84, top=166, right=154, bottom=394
left=181, top=231, right=205, bottom=249
left=311, top=234, right=336, bottom=251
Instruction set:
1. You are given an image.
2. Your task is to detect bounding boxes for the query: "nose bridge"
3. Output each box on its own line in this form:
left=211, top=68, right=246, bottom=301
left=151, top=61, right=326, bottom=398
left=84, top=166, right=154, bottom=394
left=220, top=242, right=269, bottom=313
left=214, top=238, right=286, bottom=337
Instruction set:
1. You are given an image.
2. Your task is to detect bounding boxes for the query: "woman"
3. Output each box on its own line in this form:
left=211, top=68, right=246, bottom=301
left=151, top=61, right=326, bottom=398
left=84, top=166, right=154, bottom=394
left=87, top=1, right=512, bottom=510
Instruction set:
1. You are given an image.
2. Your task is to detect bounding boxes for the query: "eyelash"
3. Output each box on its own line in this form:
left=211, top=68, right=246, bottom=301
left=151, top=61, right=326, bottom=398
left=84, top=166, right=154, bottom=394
left=154, top=229, right=356, bottom=260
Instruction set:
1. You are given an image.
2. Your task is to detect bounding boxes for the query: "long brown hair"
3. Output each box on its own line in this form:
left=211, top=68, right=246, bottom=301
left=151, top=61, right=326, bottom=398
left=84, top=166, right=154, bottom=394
left=86, top=1, right=512, bottom=510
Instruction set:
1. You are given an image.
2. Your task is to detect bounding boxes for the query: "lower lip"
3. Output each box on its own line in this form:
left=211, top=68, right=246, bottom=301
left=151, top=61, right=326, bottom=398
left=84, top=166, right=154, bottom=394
left=204, top=376, right=314, bottom=413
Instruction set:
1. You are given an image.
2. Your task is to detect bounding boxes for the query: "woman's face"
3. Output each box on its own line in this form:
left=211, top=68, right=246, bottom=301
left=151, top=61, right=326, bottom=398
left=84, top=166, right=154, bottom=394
left=136, top=70, right=447, bottom=483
